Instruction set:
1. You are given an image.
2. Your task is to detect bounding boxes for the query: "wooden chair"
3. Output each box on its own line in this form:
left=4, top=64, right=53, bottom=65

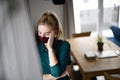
left=104, top=72, right=120, bottom=80
left=72, top=31, right=91, bottom=38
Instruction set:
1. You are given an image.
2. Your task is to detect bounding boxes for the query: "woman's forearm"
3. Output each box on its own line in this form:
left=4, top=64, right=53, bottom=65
left=43, top=74, right=56, bottom=80
left=48, top=48, right=58, bottom=66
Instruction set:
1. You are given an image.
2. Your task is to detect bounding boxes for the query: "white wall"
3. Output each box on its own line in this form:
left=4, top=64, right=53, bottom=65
left=28, top=0, right=64, bottom=27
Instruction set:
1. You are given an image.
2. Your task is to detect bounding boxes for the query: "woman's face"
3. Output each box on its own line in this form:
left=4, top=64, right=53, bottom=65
left=38, top=24, right=55, bottom=37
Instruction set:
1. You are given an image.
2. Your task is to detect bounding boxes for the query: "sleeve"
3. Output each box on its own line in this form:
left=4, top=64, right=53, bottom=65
left=50, top=41, right=71, bottom=77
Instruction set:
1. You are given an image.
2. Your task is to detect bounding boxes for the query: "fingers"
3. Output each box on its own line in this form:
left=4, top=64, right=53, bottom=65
left=45, top=31, right=55, bottom=49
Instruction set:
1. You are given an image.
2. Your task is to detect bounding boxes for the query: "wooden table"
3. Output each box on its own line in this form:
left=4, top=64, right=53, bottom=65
left=67, top=37, right=120, bottom=80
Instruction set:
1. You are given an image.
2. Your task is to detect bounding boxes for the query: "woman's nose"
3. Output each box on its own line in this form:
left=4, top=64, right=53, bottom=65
left=39, top=33, right=44, bottom=37
left=40, top=34, right=44, bottom=37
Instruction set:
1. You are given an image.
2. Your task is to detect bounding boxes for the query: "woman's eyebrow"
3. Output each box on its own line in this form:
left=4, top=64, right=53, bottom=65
left=45, top=32, right=51, bottom=34
left=38, top=31, right=50, bottom=33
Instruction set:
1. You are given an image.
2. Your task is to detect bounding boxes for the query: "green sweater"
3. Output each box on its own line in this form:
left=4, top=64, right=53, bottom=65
left=38, top=39, right=71, bottom=80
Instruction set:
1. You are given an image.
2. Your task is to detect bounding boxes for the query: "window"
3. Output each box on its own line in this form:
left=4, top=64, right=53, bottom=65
left=73, top=0, right=120, bottom=33
left=73, top=0, right=98, bottom=33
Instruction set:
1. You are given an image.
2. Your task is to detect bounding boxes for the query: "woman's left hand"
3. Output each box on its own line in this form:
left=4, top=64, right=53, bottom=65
left=45, top=31, right=54, bottom=50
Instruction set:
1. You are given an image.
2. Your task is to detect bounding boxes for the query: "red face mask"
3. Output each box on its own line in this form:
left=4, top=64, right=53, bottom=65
left=38, top=36, right=49, bottom=43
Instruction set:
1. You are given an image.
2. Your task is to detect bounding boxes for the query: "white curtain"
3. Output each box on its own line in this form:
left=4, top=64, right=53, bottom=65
left=0, top=0, right=42, bottom=80
left=64, top=0, right=75, bottom=38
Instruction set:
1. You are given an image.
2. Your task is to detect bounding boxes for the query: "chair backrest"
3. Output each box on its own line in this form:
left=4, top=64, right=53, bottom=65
left=72, top=31, right=91, bottom=38
left=104, top=72, right=120, bottom=80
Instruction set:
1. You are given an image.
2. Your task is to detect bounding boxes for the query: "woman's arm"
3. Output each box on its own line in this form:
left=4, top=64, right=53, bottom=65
left=48, top=48, right=58, bottom=66
left=43, top=66, right=71, bottom=80
left=50, top=41, right=71, bottom=77
left=45, top=31, right=71, bottom=77
left=45, top=31, right=58, bottom=66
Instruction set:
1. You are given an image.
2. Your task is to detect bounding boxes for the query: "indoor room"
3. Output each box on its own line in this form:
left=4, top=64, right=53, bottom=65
left=0, top=0, right=120, bottom=80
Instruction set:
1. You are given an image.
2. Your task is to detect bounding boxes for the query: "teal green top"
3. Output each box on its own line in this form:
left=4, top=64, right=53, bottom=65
left=38, top=39, right=71, bottom=80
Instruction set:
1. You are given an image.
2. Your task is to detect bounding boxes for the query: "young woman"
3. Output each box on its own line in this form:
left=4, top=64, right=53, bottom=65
left=36, top=12, right=71, bottom=80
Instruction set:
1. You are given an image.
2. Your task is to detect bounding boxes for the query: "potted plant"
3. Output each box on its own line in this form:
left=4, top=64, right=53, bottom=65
left=97, top=36, right=104, bottom=51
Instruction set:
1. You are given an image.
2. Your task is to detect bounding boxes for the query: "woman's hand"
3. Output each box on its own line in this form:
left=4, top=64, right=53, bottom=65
left=45, top=31, right=54, bottom=50
left=45, top=31, right=58, bottom=66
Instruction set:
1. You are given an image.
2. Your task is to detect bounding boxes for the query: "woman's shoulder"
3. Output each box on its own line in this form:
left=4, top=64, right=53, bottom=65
left=56, top=39, right=70, bottom=48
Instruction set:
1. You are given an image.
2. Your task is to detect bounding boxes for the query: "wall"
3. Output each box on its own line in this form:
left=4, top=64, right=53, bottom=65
left=28, top=0, right=64, bottom=27
left=0, top=0, right=42, bottom=80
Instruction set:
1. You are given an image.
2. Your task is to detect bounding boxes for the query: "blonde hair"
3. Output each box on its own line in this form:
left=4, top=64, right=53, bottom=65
left=37, top=11, right=63, bottom=39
